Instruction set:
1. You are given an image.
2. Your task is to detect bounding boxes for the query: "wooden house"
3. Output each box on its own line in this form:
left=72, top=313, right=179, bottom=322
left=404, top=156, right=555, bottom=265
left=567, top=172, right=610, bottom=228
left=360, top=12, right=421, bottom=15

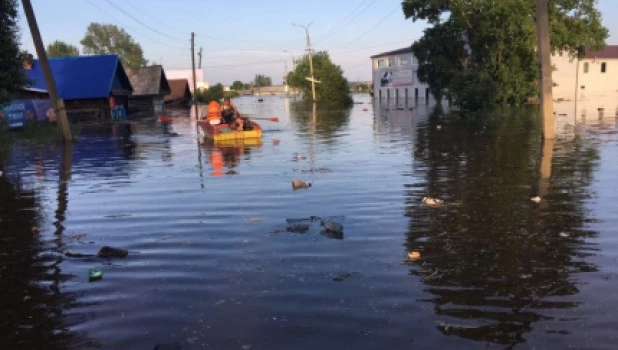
left=165, top=79, right=193, bottom=107
left=20, top=55, right=133, bottom=123
left=125, top=65, right=171, bottom=118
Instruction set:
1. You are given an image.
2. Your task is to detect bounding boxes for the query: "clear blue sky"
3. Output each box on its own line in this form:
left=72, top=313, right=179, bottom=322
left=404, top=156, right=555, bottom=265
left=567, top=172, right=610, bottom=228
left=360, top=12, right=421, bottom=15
left=17, top=0, right=618, bottom=86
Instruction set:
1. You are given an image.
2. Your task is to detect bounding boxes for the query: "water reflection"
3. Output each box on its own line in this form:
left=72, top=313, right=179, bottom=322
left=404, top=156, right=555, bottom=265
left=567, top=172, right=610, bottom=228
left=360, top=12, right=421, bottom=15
left=0, top=144, right=94, bottom=349
left=289, top=101, right=351, bottom=139
left=404, top=107, right=600, bottom=346
left=201, top=139, right=262, bottom=176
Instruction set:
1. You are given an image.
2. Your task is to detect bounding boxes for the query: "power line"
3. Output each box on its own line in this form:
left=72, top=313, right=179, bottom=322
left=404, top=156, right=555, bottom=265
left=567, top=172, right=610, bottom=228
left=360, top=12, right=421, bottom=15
left=317, top=0, right=378, bottom=44
left=316, top=0, right=368, bottom=40
left=86, top=0, right=186, bottom=50
left=103, top=0, right=184, bottom=41
left=202, top=59, right=284, bottom=69
left=339, top=7, right=399, bottom=49
left=123, top=0, right=187, bottom=36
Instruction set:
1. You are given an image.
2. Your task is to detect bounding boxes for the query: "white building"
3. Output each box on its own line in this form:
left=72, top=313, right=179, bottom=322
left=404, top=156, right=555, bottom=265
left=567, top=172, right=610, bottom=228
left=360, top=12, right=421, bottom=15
left=552, top=45, right=618, bottom=128
left=164, top=68, right=209, bottom=91
left=552, top=45, right=618, bottom=101
left=370, top=47, right=431, bottom=105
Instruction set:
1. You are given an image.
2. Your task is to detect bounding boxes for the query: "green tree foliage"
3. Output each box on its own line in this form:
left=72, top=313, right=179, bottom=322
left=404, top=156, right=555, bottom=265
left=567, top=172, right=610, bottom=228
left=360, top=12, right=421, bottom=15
left=80, top=23, right=147, bottom=69
left=402, top=0, right=608, bottom=112
left=0, top=0, right=28, bottom=106
left=286, top=51, right=353, bottom=106
left=253, top=74, right=272, bottom=87
left=47, top=40, right=79, bottom=58
left=230, top=80, right=244, bottom=91
left=195, top=83, right=224, bottom=103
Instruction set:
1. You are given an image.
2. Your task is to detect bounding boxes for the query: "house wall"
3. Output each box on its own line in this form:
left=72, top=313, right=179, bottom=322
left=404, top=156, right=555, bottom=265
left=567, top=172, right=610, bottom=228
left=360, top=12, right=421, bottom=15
left=551, top=53, right=618, bottom=101
left=371, top=51, right=431, bottom=105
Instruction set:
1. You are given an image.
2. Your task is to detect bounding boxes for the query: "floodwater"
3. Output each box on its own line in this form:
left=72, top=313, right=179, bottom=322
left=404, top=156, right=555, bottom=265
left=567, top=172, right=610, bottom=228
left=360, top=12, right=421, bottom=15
left=1, top=95, right=618, bottom=349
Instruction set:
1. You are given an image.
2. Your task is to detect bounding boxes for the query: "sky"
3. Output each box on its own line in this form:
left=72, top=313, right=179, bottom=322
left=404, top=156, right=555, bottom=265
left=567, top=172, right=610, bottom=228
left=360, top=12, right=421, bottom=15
left=17, top=0, right=618, bottom=86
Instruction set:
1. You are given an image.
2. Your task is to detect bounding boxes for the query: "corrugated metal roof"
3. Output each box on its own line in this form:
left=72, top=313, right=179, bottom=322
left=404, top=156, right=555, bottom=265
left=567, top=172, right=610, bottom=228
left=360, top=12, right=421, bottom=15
left=125, top=65, right=171, bottom=96
left=585, top=45, right=618, bottom=59
left=370, top=47, right=413, bottom=59
left=25, top=55, right=133, bottom=100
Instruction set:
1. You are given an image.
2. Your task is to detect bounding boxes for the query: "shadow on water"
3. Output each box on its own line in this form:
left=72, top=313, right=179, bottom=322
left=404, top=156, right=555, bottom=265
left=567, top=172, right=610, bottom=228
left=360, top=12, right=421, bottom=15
left=403, top=105, right=601, bottom=346
left=0, top=143, right=97, bottom=349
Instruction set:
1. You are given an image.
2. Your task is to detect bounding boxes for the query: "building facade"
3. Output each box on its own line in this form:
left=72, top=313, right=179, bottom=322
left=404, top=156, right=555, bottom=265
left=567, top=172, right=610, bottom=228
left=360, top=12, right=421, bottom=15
left=551, top=45, right=618, bottom=130
left=552, top=45, right=618, bottom=102
left=370, top=47, right=431, bottom=105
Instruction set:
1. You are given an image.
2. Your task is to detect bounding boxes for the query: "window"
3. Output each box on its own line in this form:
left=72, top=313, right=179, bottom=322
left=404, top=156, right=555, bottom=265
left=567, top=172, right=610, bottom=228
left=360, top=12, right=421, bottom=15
left=583, top=62, right=589, bottom=73
left=601, top=62, right=607, bottom=73
left=387, top=58, right=394, bottom=68
left=399, top=56, right=410, bottom=67
left=377, top=59, right=386, bottom=68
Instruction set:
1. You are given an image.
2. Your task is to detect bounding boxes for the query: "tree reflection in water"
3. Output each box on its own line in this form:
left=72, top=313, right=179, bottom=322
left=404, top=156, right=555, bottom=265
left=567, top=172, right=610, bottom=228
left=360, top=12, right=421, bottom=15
left=403, top=107, right=600, bottom=346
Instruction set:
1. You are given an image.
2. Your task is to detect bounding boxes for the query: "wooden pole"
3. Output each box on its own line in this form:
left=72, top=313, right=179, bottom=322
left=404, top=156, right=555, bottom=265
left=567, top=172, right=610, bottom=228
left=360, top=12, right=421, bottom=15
left=191, top=32, right=199, bottom=120
left=535, top=0, right=555, bottom=140
left=21, top=0, right=72, bottom=141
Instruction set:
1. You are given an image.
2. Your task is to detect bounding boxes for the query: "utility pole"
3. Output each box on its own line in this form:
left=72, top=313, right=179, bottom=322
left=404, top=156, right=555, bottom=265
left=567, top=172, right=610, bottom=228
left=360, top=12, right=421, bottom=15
left=293, top=22, right=319, bottom=102
left=22, top=0, right=72, bottom=141
left=198, top=46, right=203, bottom=69
left=191, top=32, right=199, bottom=119
left=535, top=0, right=555, bottom=140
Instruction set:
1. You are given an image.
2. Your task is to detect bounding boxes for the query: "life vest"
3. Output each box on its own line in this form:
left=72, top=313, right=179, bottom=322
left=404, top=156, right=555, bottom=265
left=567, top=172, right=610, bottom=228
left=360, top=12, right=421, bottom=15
left=206, top=101, right=222, bottom=123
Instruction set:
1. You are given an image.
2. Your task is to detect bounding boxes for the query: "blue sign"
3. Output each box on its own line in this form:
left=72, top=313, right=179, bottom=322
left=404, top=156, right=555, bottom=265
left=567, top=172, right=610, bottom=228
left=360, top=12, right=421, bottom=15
left=0, top=99, right=53, bottom=128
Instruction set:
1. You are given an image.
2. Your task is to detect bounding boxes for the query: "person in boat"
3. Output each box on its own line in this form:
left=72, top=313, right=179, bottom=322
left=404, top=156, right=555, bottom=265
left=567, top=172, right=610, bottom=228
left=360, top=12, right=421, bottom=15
left=221, top=97, right=238, bottom=124
left=205, top=100, right=224, bottom=125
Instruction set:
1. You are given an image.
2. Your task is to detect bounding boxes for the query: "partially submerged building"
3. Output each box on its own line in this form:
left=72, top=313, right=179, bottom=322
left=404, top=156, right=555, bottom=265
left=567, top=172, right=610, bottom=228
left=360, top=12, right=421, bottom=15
left=165, top=79, right=193, bottom=107
left=551, top=45, right=618, bottom=130
left=126, top=65, right=171, bottom=117
left=19, top=55, right=133, bottom=123
left=370, top=47, right=431, bottom=105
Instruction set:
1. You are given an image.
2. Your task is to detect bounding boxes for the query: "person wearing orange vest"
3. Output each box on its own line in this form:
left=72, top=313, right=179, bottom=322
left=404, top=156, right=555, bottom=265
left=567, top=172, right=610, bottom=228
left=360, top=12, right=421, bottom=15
left=205, top=101, right=224, bottom=124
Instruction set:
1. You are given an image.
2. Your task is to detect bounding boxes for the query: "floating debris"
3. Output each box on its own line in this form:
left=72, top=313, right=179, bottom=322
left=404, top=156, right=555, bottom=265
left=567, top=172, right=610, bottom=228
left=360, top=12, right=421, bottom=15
left=321, top=216, right=344, bottom=234
left=422, top=197, right=444, bottom=207
left=530, top=196, right=542, bottom=203
left=408, top=251, right=421, bottom=260
left=88, top=268, right=103, bottom=281
left=65, top=251, right=92, bottom=258
left=293, top=153, right=307, bottom=161
left=292, top=179, right=312, bottom=190
left=286, top=216, right=320, bottom=233
left=97, top=246, right=128, bottom=258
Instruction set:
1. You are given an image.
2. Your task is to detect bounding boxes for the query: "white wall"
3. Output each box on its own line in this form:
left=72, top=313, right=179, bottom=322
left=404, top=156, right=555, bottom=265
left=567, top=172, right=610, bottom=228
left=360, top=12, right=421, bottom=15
left=371, top=51, right=430, bottom=105
left=551, top=53, right=618, bottom=101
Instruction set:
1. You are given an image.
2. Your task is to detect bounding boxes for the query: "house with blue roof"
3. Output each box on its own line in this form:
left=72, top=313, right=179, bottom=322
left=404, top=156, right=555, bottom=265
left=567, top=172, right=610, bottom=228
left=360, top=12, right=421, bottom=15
left=17, top=54, right=133, bottom=124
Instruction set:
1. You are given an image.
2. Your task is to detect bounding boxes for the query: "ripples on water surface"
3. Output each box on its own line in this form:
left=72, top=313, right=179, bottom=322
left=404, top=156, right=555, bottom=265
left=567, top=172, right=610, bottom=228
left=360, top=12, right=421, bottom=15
left=1, top=95, right=618, bottom=349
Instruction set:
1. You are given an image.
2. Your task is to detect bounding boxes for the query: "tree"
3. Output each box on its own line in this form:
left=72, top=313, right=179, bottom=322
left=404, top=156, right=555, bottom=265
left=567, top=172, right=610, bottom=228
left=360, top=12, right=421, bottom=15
left=402, top=0, right=608, bottom=112
left=195, top=83, right=224, bottom=103
left=46, top=40, right=79, bottom=58
left=230, top=80, right=244, bottom=91
left=0, top=0, right=28, bottom=106
left=253, top=74, right=272, bottom=87
left=286, top=51, right=353, bottom=106
left=80, top=23, right=147, bottom=69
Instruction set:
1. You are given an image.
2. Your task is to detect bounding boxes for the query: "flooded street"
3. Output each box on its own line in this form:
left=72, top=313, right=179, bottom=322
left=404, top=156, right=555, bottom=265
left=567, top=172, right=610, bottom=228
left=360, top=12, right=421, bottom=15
left=1, top=95, right=618, bottom=349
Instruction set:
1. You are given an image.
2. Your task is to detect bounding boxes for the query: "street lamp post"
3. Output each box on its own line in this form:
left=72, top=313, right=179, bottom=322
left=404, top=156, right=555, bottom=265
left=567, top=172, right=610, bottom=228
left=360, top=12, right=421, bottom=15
left=292, top=22, right=318, bottom=102
left=283, top=50, right=295, bottom=70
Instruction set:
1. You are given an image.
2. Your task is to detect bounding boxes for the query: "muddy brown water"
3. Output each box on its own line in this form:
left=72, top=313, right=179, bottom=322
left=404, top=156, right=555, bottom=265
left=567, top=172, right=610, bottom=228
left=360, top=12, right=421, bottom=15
left=1, top=95, right=617, bottom=349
